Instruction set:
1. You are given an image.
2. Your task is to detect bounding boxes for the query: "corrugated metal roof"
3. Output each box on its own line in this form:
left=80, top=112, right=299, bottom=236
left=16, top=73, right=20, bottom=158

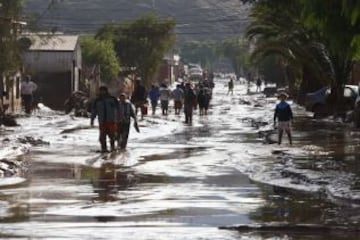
left=26, top=35, right=79, bottom=51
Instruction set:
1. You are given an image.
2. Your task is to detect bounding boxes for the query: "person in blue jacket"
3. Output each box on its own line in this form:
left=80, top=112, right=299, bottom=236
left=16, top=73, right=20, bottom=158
left=274, top=92, right=293, bottom=145
left=148, top=85, right=160, bottom=115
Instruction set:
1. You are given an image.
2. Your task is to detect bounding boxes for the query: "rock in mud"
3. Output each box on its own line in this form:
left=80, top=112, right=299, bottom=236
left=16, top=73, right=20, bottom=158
left=1, top=115, right=19, bottom=127
left=258, top=130, right=277, bottom=144
left=17, top=136, right=50, bottom=146
left=0, top=159, right=21, bottom=177
left=239, top=99, right=251, bottom=105
left=271, top=149, right=288, bottom=155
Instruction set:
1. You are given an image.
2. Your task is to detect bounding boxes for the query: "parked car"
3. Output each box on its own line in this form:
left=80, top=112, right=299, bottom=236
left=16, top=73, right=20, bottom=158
left=263, top=87, right=278, bottom=97
left=305, top=85, right=358, bottom=118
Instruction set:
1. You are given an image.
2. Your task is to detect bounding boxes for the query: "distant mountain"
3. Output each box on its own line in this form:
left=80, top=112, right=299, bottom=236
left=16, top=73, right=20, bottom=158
left=24, top=0, right=251, bottom=41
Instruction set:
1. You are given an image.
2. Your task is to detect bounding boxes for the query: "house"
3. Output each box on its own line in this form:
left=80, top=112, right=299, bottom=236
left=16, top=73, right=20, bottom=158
left=22, top=34, right=82, bottom=110
left=157, top=54, right=181, bottom=85
left=1, top=72, right=22, bottom=114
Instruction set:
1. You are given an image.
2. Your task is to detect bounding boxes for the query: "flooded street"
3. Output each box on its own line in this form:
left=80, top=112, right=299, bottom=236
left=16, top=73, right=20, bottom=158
left=1, top=80, right=360, bottom=239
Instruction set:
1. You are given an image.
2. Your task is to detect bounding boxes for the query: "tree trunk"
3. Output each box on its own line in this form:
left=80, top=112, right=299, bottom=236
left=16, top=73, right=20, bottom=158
left=329, top=58, right=352, bottom=118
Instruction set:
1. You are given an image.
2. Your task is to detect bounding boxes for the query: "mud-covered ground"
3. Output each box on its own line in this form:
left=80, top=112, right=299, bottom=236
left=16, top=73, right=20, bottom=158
left=1, top=80, right=360, bottom=240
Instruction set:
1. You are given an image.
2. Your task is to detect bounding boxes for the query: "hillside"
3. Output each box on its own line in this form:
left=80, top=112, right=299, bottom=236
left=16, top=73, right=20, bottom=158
left=24, top=0, right=251, bottom=41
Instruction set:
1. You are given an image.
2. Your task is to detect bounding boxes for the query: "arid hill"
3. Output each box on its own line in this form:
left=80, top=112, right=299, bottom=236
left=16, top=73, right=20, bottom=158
left=24, top=0, right=250, bottom=40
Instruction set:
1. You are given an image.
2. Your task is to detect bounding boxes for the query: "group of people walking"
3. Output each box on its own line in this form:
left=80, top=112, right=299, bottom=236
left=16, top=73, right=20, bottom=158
left=91, top=86, right=138, bottom=153
left=90, top=79, right=214, bottom=152
left=146, top=81, right=213, bottom=120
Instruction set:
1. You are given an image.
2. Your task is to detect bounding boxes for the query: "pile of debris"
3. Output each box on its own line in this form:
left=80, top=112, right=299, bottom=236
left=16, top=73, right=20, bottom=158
left=64, top=91, right=92, bottom=117
left=0, top=115, right=19, bottom=127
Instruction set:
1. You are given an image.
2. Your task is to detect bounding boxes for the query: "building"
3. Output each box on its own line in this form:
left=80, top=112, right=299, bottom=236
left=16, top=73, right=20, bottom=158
left=22, top=34, right=82, bottom=110
left=157, top=54, right=181, bottom=85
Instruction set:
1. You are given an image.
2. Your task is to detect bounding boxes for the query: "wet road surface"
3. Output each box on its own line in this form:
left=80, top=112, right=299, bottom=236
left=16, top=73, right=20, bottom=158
left=1, top=80, right=360, bottom=239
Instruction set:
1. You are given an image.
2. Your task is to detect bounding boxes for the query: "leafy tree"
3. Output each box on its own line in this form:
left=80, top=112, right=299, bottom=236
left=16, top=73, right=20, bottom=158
left=180, top=41, right=219, bottom=70
left=245, top=0, right=360, bottom=107
left=246, top=0, right=338, bottom=99
left=300, top=0, right=360, bottom=102
left=0, top=0, right=23, bottom=77
left=80, top=36, right=120, bottom=82
left=221, top=39, right=251, bottom=77
left=97, top=15, right=176, bottom=86
left=180, top=39, right=252, bottom=76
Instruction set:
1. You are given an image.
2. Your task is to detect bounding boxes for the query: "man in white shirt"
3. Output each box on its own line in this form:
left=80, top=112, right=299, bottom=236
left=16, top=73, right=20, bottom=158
left=21, top=75, right=38, bottom=114
left=172, top=84, right=184, bottom=115
left=159, top=84, right=171, bottom=116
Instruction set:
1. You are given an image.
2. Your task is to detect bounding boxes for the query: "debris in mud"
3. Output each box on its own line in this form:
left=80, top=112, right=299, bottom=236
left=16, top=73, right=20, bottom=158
left=1, top=115, right=19, bottom=127
left=251, top=120, right=268, bottom=129
left=239, top=99, right=251, bottom=105
left=258, top=130, right=277, bottom=144
left=0, top=157, right=24, bottom=178
left=17, top=136, right=50, bottom=146
left=253, top=103, right=264, bottom=108
left=60, top=125, right=93, bottom=134
left=241, top=117, right=269, bottom=129
left=219, top=223, right=360, bottom=233
left=271, top=149, right=289, bottom=155
left=64, top=91, right=92, bottom=117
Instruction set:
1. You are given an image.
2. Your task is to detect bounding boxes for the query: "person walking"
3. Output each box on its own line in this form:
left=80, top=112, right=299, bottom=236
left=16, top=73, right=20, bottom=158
left=91, top=86, right=119, bottom=153
left=274, top=92, right=293, bottom=145
left=197, top=84, right=211, bottom=116
left=159, top=84, right=171, bottom=116
left=148, top=85, right=160, bottom=115
left=131, top=79, right=147, bottom=120
left=117, top=93, right=138, bottom=149
left=172, top=84, right=184, bottom=115
left=20, top=75, right=38, bottom=115
left=184, top=83, right=196, bottom=124
left=256, top=78, right=262, bottom=92
left=0, top=92, right=4, bottom=126
left=227, top=78, right=234, bottom=95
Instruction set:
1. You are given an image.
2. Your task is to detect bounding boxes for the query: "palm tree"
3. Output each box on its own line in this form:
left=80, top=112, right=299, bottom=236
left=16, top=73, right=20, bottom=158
left=300, top=0, right=360, bottom=108
left=246, top=0, right=334, bottom=100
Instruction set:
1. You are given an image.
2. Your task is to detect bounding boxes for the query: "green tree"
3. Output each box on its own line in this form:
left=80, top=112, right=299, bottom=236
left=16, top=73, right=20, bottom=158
left=221, top=39, right=251, bottom=77
left=245, top=0, right=360, bottom=106
left=246, top=0, right=335, bottom=98
left=97, top=15, right=176, bottom=86
left=180, top=41, right=219, bottom=70
left=0, top=0, right=23, bottom=77
left=80, top=36, right=120, bottom=82
left=301, top=0, right=360, bottom=102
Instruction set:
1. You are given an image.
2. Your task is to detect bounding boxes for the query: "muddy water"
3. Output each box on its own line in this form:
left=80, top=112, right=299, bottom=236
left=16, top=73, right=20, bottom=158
left=1, top=81, right=360, bottom=239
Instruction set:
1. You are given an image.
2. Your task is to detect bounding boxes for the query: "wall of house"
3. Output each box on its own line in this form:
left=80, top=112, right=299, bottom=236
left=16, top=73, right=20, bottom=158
left=32, top=72, right=72, bottom=110
left=23, top=47, right=82, bottom=110
left=157, top=60, right=173, bottom=85
left=2, top=73, right=22, bottom=114
left=23, top=51, right=75, bottom=73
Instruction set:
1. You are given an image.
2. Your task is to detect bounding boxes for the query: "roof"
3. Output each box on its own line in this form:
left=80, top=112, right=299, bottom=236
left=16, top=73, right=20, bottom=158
left=25, top=35, right=79, bottom=51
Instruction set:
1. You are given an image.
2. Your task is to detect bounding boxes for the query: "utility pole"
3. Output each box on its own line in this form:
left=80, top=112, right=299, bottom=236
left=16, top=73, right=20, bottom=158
left=0, top=0, right=25, bottom=74
left=0, top=0, right=26, bottom=107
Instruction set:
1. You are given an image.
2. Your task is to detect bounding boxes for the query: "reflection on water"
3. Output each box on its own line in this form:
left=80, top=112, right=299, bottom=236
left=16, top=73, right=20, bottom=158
left=92, top=161, right=136, bottom=202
